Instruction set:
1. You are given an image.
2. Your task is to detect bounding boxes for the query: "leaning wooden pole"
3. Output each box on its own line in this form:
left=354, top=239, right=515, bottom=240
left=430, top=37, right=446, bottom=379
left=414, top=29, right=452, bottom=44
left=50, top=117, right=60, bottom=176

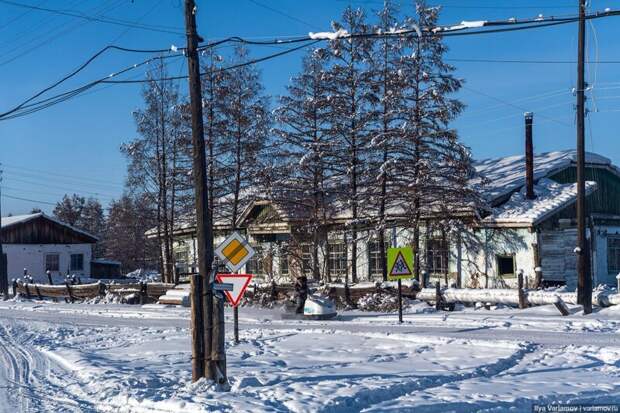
left=183, top=0, right=214, bottom=380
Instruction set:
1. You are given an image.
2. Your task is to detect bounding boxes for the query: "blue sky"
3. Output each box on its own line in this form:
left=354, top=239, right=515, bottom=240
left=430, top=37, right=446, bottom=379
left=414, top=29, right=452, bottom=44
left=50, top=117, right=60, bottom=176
left=0, top=0, right=618, bottom=215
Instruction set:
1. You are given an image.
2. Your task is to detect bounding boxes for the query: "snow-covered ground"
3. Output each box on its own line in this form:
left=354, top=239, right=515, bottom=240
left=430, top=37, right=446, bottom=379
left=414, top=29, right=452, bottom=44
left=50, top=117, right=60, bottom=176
left=0, top=300, right=619, bottom=412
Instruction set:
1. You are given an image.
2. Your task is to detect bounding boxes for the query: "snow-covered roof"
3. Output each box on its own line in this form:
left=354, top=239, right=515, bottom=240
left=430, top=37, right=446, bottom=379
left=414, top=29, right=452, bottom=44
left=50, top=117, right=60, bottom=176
left=472, top=150, right=615, bottom=203
left=485, top=178, right=597, bottom=226
left=1, top=212, right=98, bottom=241
left=0, top=213, right=40, bottom=228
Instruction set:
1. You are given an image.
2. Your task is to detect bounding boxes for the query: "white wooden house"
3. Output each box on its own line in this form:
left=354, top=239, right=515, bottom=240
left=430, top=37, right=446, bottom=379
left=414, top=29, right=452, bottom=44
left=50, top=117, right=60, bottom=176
left=0, top=213, right=98, bottom=282
left=159, top=149, right=620, bottom=289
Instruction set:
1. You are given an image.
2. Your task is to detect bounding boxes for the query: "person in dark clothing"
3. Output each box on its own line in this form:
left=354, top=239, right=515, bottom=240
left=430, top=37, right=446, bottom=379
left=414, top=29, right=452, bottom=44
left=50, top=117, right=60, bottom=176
left=294, top=275, right=308, bottom=314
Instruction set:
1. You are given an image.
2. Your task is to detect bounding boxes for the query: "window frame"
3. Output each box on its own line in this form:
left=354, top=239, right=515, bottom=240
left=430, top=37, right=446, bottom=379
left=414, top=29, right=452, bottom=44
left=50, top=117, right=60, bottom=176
left=45, top=254, right=60, bottom=272
left=427, top=238, right=449, bottom=275
left=246, top=245, right=262, bottom=275
left=368, top=240, right=387, bottom=279
left=279, top=251, right=289, bottom=276
left=496, top=254, right=516, bottom=278
left=327, top=242, right=347, bottom=279
left=607, top=236, right=620, bottom=274
left=70, top=253, right=84, bottom=272
left=300, top=243, right=312, bottom=275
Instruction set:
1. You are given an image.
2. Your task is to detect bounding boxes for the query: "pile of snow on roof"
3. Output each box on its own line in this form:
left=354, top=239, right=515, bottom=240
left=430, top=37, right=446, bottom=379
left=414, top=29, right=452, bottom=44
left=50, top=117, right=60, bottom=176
left=487, top=178, right=596, bottom=224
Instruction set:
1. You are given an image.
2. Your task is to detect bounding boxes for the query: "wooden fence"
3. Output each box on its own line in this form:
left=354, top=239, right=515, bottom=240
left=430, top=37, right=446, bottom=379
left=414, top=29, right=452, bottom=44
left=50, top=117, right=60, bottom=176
left=13, top=280, right=175, bottom=303
left=247, top=282, right=417, bottom=307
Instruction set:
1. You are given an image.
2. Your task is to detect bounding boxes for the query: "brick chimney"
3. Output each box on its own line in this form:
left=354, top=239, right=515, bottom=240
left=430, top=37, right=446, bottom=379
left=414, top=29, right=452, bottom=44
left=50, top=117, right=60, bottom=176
left=525, top=112, right=535, bottom=200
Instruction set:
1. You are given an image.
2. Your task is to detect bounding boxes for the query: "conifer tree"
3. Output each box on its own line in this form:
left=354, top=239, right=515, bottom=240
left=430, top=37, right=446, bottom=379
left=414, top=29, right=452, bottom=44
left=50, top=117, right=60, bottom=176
left=272, top=49, right=335, bottom=281
left=219, top=45, right=272, bottom=230
left=323, top=7, right=375, bottom=283
left=121, top=59, right=185, bottom=283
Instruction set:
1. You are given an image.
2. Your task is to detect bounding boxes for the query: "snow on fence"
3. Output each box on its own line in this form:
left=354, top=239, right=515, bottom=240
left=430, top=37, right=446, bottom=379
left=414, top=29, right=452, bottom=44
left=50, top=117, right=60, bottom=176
left=247, top=282, right=416, bottom=308
left=13, top=280, right=175, bottom=303
left=416, top=286, right=578, bottom=315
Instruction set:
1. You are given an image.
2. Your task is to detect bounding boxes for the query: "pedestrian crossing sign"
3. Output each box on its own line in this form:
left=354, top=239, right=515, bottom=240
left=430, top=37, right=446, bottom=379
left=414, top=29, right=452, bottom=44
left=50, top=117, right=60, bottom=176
left=387, top=247, right=414, bottom=280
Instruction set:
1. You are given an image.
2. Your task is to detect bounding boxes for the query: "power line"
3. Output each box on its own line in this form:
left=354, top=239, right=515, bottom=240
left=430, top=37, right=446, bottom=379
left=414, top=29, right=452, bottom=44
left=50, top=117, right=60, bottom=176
left=247, top=0, right=315, bottom=29
left=1, top=193, right=57, bottom=206
left=2, top=7, right=619, bottom=120
left=0, top=51, right=184, bottom=120
left=0, top=0, right=47, bottom=30
left=0, top=0, right=185, bottom=35
left=462, top=85, right=573, bottom=127
left=447, top=58, right=620, bottom=64
left=0, top=166, right=124, bottom=189
left=2, top=175, right=118, bottom=199
left=102, top=40, right=322, bottom=84
left=0, top=0, right=127, bottom=67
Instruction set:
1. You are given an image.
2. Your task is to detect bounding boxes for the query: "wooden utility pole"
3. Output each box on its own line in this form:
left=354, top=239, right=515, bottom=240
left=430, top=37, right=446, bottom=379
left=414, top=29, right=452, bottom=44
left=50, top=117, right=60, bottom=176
left=183, top=0, right=214, bottom=380
left=576, top=0, right=592, bottom=314
left=524, top=112, right=535, bottom=200
left=0, top=166, right=7, bottom=300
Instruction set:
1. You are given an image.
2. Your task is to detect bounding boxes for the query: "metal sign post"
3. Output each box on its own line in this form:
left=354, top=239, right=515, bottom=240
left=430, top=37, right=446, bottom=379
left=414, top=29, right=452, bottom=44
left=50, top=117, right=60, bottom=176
left=387, top=245, right=414, bottom=324
left=215, top=232, right=255, bottom=345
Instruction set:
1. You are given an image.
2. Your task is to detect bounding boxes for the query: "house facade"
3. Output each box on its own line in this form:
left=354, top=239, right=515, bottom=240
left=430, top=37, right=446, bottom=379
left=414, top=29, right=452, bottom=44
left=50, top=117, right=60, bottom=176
left=0, top=213, right=98, bottom=282
left=166, top=150, right=620, bottom=289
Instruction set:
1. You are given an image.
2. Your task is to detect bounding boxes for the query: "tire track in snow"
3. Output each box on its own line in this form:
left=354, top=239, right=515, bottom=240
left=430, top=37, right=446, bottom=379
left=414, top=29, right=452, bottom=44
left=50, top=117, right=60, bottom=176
left=0, top=323, right=96, bottom=412
left=317, top=343, right=539, bottom=413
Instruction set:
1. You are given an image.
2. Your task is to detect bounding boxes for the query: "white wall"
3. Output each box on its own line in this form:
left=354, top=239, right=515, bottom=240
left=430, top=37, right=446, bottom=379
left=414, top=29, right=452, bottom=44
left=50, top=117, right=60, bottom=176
left=3, top=244, right=93, bottom=282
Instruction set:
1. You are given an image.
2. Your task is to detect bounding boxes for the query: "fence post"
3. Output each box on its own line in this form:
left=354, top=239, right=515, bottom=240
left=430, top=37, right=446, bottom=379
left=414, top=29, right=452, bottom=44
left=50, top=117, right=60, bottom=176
left=139, top=282, right=147, bottom=305
left=98, top=281, right=106, bottom=296
left=65, top=282, right=74, bottom=303
left=518, top=270, right=526, bottom=309
left=47, top=270, right=53, bottom=285
left=270, top=280, right=277, bottom=302
left=11, top=279, right=16, bottom=297
left=435, top=281, right=441, bottom=311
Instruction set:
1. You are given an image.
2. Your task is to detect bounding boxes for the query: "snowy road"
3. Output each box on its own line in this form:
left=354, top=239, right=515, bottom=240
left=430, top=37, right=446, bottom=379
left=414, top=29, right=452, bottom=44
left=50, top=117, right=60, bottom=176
left=0, top=301, right=618, bottom=412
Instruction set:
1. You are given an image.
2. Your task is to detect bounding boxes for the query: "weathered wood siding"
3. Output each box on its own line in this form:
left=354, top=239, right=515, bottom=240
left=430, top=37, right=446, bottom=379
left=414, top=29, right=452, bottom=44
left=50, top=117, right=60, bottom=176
left=540, top=229, right=577, bottom=288
left=1, top=216, right=96, bottom=244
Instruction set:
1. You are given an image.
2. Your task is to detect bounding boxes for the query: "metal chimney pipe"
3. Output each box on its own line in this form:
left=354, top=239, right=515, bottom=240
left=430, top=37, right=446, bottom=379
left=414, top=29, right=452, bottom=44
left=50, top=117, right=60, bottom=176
left=525, top=112, right=535, bottom=200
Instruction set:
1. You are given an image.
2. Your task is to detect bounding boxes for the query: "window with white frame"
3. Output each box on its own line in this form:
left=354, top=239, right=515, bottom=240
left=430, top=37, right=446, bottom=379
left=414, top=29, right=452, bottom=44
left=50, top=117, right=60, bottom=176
left=327, top=242, right=347, bottom=279
left=301, top=244, right=312, bottom=275
left=427, top=238, right=448, bottom=274
left=45, top=254, right=59, bottom=272
left=279, top=252, right=289, bottom=276
left=608, top=236, right=620, bottom=274
left=368, top=241, right=387, bottom=279
left=246, top=246, right=262, bottom=275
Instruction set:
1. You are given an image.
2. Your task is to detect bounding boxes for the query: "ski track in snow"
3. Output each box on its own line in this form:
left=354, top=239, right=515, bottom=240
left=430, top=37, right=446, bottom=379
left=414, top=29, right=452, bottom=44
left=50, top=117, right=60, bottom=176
left=0, top=302, right=618, bottom=412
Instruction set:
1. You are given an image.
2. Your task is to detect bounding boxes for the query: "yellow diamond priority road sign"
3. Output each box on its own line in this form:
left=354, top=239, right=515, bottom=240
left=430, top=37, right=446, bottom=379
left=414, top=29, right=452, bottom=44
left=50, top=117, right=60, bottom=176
left=215, top=231, right=255, bottom=273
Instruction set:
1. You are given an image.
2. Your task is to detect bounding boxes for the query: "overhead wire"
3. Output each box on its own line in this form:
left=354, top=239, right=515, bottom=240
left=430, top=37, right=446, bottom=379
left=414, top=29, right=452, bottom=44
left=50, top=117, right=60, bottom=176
left=0, top=165, right=125, bottom=189
left=1, top=194, right=57, bottom=206
left=461, top=85, right=573, bottom=127
left=2, top=7, right=619, bottom=121
left=0, top=0, right=127, bottom=67
left=0, top=0, right=185, bottom=35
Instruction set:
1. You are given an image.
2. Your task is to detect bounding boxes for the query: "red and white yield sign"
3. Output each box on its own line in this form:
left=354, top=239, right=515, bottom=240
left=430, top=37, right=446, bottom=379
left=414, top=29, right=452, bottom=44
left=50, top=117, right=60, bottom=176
left=215, top=274, right=253, bottom=307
